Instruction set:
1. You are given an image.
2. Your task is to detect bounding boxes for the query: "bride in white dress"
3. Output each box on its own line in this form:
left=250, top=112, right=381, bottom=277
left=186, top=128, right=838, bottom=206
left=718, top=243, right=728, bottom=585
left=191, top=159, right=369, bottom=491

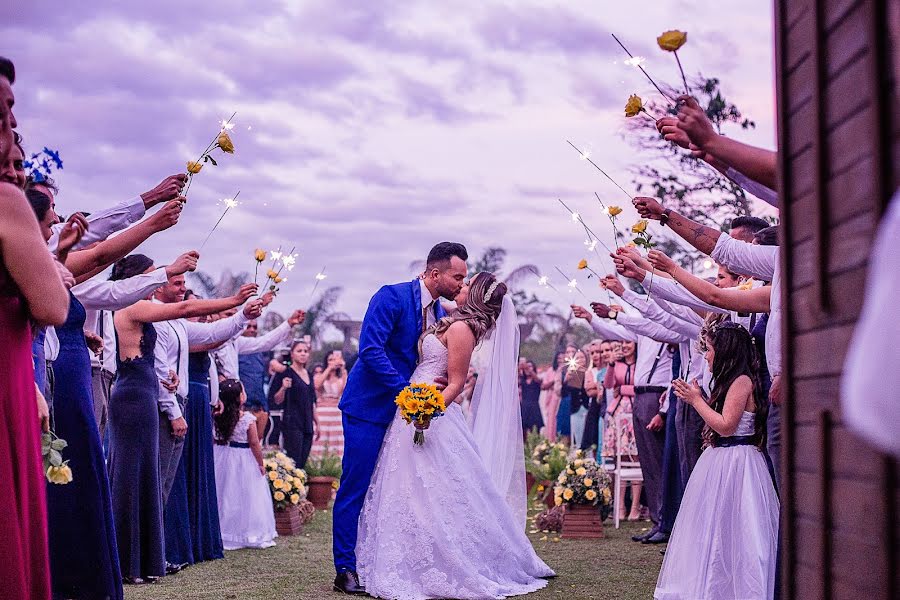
left=357, top=272, right=555, bottom=600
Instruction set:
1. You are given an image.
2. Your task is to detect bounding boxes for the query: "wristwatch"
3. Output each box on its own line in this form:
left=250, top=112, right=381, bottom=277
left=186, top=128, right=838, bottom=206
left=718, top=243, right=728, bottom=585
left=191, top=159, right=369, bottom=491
left=660, top=208, right=672, bottom=226
left=608, top=310, right=619, bottom=320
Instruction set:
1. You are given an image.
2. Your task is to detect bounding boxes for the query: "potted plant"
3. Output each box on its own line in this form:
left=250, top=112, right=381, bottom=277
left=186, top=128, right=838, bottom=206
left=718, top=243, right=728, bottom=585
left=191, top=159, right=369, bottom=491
left=527, top=439, right=569, bottom=509
left=554, top=451, right=613, bottom=539
left=263, top=450, right=309, bottom=536
left=304, top=446, right=342, bottom=510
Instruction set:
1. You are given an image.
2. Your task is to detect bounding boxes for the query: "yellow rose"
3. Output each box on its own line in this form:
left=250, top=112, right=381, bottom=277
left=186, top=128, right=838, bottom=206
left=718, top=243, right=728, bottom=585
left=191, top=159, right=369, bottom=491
left=576, top=467, right=587, bottom=477
left=583, top=478, right=593, bottom=487
left=274, top=491, right=285, bottom=502
left=631, top=220, right=648, bottom=234
left=217, top=131, right=235, bottom=154
left=657, top=30, right=688, bottom=52
left=563, top=488, right=574, bottom=501
left=274, top=276, right=283, bottom=284
left=624, top=94, right=643, bottom=117
left=47, top=464, right=73, bottom=485
left=186, top=161, right=203, bottom=174
left=268, top=471, right=278, bottom=481
left=574, top=459, right=584, bottom=468
left=557, top=473, right=566, bottom=484
left=267, top=269, right=279, bottom=280
left=608, top=206, right=623, bottom=217
left=566, top=468, right=574, bottom=475
left=274, top=479, right=285, bottom=489
left=577, top=259, right=588, bottom=270
left=290, top=494, right=300, bottom=504
left=254, top=249, right=267, bottom=262
left=585, top=489, right=597, bottom=501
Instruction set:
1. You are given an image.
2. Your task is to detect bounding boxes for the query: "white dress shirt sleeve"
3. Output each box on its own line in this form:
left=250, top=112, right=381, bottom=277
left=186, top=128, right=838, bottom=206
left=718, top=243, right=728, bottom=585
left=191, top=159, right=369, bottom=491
left=153, top=322, right=182, bottom=421
left=235, top=320, right=293, bottom=355
left=621, top=289, right=703, bottom=340
left=710, top=233, right=778, bottom=282
left=72, top=268, right=168, bottom=311
left=616, top=312, right=689, bottom=345
left=640, top=272, right=728, bottom=316
left=588, top=316, right=638, bottom=342
left=183, top=311, right=251, bottom=349
left=47, top=196, right=145, bottom=254
left=726, top=167, right=778, bottom=207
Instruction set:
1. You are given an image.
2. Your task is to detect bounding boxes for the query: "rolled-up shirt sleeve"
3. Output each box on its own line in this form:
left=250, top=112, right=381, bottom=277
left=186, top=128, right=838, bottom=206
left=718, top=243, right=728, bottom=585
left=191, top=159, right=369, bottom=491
left=72, top=268, right=168, bottom=311
left=235, top=320, right=293, bottom=354
left=726, top=167, right=778, bottom=207
left=640, top=272, right=728, bottom=316
left=47, top=196, right=145, bottom=254
left=588, top=316, right=638, bottom=342
left=710, top=233, right=778, bottom=282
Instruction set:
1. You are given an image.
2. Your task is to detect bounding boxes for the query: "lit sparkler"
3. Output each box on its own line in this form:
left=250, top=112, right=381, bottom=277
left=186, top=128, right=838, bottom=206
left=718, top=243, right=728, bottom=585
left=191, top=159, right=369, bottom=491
left=555, top=266, right=588, bottom=300
left=308, top=266, right=328, bottom=304
left=611, top=34, right=676, bottom=105
left=565, top=141, right=634, bottom=202
left=199, top=190, right=240, bottom=249
left=183, top=111, right=237, bottom=198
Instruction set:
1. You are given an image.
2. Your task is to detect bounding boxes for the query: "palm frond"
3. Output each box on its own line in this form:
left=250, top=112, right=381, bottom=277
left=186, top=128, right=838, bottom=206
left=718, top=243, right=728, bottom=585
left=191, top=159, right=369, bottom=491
left=503, top=264, right=540, bottom=289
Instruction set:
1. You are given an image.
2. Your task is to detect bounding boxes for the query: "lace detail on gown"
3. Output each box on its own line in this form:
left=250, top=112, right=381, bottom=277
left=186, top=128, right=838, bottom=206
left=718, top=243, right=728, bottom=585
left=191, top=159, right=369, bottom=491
left=357, top=334, right=553, bottom=600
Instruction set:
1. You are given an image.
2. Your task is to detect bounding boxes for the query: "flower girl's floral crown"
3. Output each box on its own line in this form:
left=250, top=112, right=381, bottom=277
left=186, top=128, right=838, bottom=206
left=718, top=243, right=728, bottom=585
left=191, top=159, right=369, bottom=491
left=483, top=279, right=501, bottom=302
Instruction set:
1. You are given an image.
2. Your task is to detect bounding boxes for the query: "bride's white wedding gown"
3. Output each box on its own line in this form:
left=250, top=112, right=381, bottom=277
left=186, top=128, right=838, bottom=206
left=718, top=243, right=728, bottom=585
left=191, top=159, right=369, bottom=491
left=357, top=334, right=554, bottom=600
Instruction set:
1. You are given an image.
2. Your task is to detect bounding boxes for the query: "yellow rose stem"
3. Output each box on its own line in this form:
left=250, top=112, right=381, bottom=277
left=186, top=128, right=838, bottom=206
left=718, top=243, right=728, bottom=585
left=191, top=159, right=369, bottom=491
left=261, top=245, right=282, bottom=292
left=593, top=192, right=622, bottom=250
left=307, top=265, right=327, bottom=306
left=674, top=51, right=690, bottom=95
left=199, top=190, right=240, bottom=250
left=183, top=110, right=237, bottom=199
left=554, top=266, right=589, bottom=300
left=611, top=33, right=676, bottom=106
left=566, top=140, right=634, bottom=203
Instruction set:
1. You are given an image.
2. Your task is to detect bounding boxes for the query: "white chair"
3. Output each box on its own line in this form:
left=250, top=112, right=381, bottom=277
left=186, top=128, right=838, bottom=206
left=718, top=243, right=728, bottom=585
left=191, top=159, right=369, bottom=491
left=610, top=413, right=643, bottom=529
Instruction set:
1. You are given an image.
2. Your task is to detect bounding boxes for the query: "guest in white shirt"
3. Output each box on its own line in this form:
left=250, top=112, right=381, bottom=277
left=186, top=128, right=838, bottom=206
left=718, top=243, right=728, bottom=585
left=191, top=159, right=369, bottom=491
left=571, top=302, right=674, bottom=543
left=151, top=273, right=263, bottom=503
left=213, top=308, right=305, bottom=380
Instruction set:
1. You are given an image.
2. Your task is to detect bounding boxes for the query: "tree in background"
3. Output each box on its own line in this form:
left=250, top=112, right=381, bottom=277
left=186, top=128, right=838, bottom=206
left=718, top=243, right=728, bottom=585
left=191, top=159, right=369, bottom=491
left=623, top=75, right=760, bottom=266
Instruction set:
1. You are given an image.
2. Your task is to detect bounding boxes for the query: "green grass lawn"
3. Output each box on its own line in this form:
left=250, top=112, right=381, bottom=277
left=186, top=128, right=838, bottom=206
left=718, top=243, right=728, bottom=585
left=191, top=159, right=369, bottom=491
left=125, top=502, right=662, bottom=600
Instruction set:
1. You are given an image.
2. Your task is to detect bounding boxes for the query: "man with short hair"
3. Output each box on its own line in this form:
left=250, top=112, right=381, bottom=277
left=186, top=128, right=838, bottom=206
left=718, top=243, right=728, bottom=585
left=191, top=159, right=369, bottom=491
left=332, top=242, right=468, bottom=595
left=729, top=215, right=770, bottom=244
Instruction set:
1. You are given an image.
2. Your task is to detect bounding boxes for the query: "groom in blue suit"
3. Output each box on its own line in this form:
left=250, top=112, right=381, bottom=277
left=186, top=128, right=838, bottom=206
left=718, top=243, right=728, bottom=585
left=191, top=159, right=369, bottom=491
left=333, top=242, right=469, bottom=595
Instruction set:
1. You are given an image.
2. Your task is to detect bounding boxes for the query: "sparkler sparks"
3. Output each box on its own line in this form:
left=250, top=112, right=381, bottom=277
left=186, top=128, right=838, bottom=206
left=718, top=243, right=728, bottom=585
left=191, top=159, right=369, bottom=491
left=220, top=118, right=235, bottom=131
left=281, top=254, right=298, bottom=271
left=555, top=266, right=588, bottom=300
left=308, top=266, right=328, bottom=305
left=584, top=239, right=599, bottom=252
left=566, top=141, right=634, bottom=202
left=624, top=56, right=646, bottom=67
left=611, top=34, right=676, bottom=105
left=564, top=355, right=581, bottom=373
left=200, top=190, right=240, bottom=250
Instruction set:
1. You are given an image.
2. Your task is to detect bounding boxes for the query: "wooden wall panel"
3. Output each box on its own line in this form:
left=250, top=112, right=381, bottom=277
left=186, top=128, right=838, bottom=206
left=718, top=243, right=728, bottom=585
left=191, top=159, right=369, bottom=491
left=775, top=0, right=898, bottom=598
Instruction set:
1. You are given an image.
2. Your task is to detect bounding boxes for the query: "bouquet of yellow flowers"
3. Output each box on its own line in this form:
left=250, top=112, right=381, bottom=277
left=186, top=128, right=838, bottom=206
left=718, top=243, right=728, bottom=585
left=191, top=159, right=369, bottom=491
left=263, top=449, right=307, bottom=510
left=395, top=382, right=446, bottom=445
left=554, top=451, right=612, bottom=518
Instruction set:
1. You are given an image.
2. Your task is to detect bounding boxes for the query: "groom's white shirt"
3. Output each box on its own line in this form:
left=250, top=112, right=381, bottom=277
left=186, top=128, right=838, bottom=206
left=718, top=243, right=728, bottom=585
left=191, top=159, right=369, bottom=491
left=419, top=278, right=438, bottom=328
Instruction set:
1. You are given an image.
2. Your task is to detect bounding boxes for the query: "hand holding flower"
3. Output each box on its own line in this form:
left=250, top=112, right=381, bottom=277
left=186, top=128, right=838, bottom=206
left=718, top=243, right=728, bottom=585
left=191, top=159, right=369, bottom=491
left=647, top=249, right=677, bottom=274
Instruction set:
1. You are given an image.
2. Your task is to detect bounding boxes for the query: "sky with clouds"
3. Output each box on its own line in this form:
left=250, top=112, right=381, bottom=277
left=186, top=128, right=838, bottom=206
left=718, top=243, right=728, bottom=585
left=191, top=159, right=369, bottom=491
left=5, top=0, right=776, bottom=329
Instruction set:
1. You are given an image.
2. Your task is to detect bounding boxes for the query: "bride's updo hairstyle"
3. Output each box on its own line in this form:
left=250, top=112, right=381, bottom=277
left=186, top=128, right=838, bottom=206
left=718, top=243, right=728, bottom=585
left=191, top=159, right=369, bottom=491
left=433, top=272, right=507, bottom=344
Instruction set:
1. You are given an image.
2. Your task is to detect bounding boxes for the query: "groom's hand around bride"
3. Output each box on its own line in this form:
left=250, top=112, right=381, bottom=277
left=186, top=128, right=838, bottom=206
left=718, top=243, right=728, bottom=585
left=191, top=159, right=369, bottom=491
left=433, top=376, right=448, bottom=391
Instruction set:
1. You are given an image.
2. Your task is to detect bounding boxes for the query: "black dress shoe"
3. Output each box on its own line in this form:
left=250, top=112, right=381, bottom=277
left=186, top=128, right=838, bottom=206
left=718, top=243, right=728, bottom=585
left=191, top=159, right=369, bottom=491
left=165, top=562, right=188, bottom=575
left=642, top=531, right=670, bottom=544
left=334, top=571, right=367, bottom=596
left=631, top=527, right=657, bottom=542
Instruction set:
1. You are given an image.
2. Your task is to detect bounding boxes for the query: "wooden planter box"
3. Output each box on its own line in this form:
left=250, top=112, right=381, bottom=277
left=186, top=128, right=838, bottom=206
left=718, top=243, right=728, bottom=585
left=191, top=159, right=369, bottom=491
left=307, top=476, right=336, bottom=510
left=561, top=504, right=605, bottom=539
left=275, top=505, right=303, bottom=536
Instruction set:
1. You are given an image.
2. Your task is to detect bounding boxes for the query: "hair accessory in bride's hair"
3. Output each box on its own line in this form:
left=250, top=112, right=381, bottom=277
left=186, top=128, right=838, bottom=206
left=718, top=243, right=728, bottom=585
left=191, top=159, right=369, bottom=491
left=483, top=279, right=501, bottom=302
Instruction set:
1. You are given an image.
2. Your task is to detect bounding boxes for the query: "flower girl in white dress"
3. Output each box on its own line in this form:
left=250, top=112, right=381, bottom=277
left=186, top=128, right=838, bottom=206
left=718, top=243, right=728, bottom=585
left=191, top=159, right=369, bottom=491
left=212, top=379, right=277, bottom=550
left=656, top=322, right=779, bottom=600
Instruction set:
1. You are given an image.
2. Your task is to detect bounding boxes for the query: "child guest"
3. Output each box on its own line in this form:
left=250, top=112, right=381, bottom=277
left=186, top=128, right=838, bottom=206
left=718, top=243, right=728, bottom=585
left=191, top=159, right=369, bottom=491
left=213, top=379, right=277, bottom=550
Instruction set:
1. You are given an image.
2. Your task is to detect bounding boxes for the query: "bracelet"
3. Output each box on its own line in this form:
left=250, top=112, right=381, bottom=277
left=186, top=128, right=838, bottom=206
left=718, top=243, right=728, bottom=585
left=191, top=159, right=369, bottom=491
left=660, top=208, right=672, bottom=226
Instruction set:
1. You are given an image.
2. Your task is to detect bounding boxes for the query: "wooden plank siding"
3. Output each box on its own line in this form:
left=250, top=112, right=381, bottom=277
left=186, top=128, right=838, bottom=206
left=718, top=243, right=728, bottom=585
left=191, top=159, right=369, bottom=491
left=774, top=0, right=899, bottom=598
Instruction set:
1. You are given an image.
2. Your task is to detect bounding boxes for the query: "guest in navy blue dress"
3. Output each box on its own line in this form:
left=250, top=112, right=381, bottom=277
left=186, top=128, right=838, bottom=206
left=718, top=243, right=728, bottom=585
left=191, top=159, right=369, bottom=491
left=47, top=293, right=123, bottom=599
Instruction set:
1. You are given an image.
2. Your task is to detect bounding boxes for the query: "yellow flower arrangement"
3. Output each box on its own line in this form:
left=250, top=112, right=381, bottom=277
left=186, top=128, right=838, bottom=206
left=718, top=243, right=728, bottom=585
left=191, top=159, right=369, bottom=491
left=555, top=449, right=613, bottom=512
left=657, top=30, right=687, bottom=52
left=263, top=449, right=308, bottom=511
left=395, top=382, right=446, bottom=445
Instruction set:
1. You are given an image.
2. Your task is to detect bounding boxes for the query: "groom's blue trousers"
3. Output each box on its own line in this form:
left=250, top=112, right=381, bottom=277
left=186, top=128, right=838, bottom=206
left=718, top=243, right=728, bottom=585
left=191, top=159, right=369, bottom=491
left=332, top=412, right=390, bottom=574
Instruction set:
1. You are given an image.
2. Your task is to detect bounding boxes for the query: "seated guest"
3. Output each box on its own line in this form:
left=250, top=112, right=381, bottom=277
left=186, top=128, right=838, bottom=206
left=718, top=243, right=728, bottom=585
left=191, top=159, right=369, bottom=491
left=213, top=379, right=277, bottom=550
left=655, top=322, right=778, bottom=599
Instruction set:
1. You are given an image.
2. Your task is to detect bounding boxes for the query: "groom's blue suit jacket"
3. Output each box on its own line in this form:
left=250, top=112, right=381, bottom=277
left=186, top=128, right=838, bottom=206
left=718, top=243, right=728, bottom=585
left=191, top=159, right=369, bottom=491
left=339, top=279, right=447, bottom=425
